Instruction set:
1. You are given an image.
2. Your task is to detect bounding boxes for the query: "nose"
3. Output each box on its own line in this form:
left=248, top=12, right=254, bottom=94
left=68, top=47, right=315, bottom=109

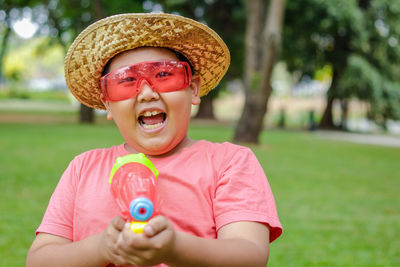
left=136, top=79, right=159, bottom=102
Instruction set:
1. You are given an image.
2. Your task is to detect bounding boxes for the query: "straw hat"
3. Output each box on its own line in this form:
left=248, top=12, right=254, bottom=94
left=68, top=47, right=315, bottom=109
left=64, top=13, right=230, bottom=110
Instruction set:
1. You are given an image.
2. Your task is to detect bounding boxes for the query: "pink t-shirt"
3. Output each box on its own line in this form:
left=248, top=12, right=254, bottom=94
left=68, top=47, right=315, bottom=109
left=37, top=140, right=282, bottom=266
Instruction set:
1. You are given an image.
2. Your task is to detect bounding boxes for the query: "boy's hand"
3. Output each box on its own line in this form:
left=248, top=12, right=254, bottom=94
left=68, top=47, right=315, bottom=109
left=100, top=215, right=176, bottom=266
left=98, top=216, right=126, bottom=265
left=117, top=215, right=176, bottom=266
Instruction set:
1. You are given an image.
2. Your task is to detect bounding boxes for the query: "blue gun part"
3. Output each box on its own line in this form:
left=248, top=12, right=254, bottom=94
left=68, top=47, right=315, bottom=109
left=129, top=197, right=154, bottom=221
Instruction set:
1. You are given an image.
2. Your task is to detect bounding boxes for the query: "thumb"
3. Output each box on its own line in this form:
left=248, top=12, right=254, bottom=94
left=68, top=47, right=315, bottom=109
left=111, top=216, right=126, bottom=232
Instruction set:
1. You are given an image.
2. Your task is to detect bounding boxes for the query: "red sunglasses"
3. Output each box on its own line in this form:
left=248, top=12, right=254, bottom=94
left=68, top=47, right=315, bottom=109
left=100, top=61, right=192, bottom=101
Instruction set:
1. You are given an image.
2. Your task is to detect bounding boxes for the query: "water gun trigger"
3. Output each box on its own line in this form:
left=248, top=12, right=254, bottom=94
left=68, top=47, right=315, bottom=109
left=131, top=222, right=147, bottom=233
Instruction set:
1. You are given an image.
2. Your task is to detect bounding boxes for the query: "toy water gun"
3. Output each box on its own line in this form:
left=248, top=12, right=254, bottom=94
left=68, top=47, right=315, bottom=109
left=109, top=153, right=159, bottom=233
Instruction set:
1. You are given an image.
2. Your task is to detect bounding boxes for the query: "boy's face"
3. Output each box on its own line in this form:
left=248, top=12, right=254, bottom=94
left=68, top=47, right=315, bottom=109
left=102, top=47, right=201, bottom=156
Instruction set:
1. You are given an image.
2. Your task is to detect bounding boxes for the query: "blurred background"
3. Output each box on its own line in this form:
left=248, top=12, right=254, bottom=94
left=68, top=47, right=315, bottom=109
left=0, top=0, right=399, bottom=266
left=1, top=0, right=400, bottom=137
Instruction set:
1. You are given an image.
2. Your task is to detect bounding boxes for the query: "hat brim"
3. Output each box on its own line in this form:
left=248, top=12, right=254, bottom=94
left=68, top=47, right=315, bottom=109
left=64, top=13, right=230, bottom=110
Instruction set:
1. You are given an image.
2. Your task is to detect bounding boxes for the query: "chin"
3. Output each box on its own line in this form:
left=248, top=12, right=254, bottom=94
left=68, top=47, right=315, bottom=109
left=135, top=142, right=175, bottom=156
left=128, top=135, right=185, bottom=156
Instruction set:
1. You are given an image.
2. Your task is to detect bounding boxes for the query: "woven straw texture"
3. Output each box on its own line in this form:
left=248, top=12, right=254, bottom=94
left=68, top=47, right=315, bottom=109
left=64, top=13, right=230, bottom=109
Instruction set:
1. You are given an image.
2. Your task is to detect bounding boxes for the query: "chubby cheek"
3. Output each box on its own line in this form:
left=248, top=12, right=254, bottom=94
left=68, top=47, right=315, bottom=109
left=112, top=99, right=136, bottom=115
left=166, top=94, right=192, bottom=124
left=165, top=89, right=193, bottom=110
left=107, top=101, right=138, bottom=131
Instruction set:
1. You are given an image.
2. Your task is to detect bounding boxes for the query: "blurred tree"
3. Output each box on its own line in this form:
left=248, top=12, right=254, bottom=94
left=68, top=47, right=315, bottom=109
left=338, top=0, right=400, bottom=128
left=282, top=0, right=400, bottom=129
left=233, top=0, right=286, bottom=143
left=0, top=3, right=11, bottom=84
left=0, top=0, right=35, bottom=83
left=0, top=0, right=105, bottom=121
left=282, top=0, right=363, bottom=129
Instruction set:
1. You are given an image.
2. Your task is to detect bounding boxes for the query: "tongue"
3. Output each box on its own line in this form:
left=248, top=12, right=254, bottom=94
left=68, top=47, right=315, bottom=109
left=141, top=113, right=164, bottom=125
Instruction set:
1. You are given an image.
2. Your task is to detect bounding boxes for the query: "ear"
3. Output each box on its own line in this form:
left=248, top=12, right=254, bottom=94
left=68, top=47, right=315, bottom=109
left=190, top=75, right=201, bottom=105
left=100, top=94, right=113, bottom=120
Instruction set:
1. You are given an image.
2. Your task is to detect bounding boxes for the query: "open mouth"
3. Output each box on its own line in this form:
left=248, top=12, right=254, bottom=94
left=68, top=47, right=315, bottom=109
left=138, top=110, right=166, bottom=130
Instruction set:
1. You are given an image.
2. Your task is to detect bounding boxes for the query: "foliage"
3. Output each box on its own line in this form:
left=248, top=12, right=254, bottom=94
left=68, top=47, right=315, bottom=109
left=283, top=0, right=363, bottom=73
left=0, top=121, right=399, bottom=266
left=3, top=37, right=64, bottom=82
left=282, top=0, right=400, bottom=125
left=346, top=0, right=400, bottom=122
left=38, top=0, right=146, bottom=48
left=339, top=55, right=400, bottom=124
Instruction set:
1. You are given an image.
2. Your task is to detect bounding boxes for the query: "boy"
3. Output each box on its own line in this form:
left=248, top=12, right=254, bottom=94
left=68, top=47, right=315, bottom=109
left=27, top=13, right=282, bottom=267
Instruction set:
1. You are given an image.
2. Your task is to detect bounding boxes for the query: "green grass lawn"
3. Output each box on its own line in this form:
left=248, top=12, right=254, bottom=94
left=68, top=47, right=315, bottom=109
left=0, top=120, right=399, bottom=266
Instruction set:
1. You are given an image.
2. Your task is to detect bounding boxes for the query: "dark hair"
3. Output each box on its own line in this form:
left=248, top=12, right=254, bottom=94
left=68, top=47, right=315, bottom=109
left=168, top=49, right=194, bottom=74
left=101, top=47, right=194, bottom=77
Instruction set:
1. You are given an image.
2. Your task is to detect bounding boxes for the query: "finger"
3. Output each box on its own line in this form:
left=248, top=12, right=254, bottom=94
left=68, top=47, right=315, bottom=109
left=111, top=216, right=126, bottom=232
left=104, top=217, right=125, bottom=243
left=144, top=216, right=169, bottom=237
left=119, top=223, right=151, bottom=250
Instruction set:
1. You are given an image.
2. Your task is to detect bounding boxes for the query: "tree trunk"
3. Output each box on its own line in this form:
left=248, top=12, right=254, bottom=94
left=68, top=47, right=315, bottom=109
left=79, top=104, right=95, bottom=123
left=234, top=0, right=286, bottom=143
left=319, top=70, right=339, bottom=129
left=319, top=96, right=335, bottom=129
left=195, top=96, right=216, bottom=119
left=340, top=98, right=348, bottom=130
left=78, top=0, right=106, bottom=124
left=234, top=94, right=268, bottom=143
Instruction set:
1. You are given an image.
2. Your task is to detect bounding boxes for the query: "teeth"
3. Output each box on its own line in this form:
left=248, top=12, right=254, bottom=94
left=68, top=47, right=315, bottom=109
left=142, top=122, right=163, bottom=129
left=142, top=111, right=160, bottom=117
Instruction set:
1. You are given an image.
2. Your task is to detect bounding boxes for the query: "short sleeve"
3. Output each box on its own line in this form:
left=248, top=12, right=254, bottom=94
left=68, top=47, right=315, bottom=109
left=35, top=159, right=78, bottom=240
left=213, top=146, right=282, bottom=242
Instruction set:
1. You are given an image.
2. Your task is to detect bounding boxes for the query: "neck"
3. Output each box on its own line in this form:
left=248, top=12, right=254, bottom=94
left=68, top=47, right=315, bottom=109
left=124, top=137, right=197, bottom=158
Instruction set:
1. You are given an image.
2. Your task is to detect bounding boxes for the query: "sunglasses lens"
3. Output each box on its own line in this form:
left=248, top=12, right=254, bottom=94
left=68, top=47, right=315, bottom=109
left=152, top=62, right=190, bottom=93
left=100, top=61, right=191, bottom=101
left=102, top=74, right=137, bottom=101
